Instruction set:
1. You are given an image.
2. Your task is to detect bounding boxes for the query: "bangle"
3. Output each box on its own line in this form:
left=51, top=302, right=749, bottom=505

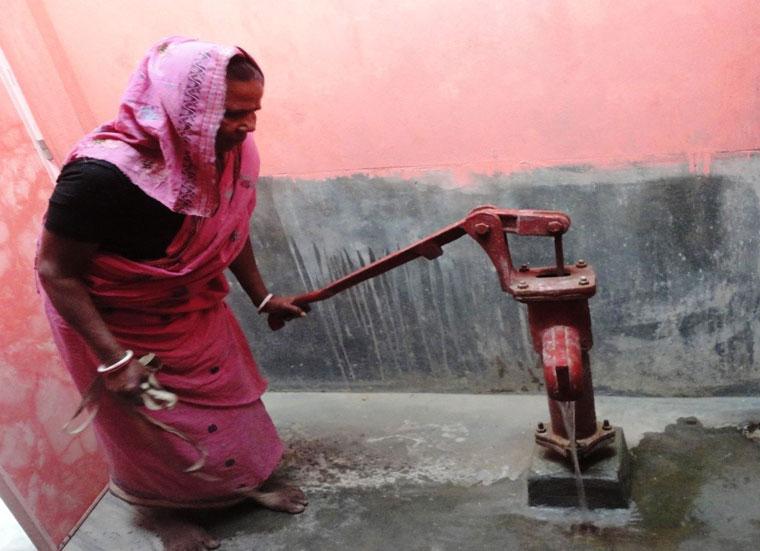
left=97, top=350, right=134, bottom=374
left=256, top=293, right=274, bottom=314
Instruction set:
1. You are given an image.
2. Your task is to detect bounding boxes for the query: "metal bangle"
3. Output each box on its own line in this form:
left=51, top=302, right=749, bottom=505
left=256, top=293, right=274, bottom=314
left=97, top=349, right=134, bottom=374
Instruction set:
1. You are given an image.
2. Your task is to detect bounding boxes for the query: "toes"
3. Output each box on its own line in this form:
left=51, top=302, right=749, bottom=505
left=288, top=502, right=306, bottom=514
left=167, top=540, right=211, bottom=551
left=203, top=537, right=221, bottom=549
left=245, top=485, right=309, bottom=513
left=151, top=513, right=219, bottom=551
left=286, top=487, right=308, bottom=504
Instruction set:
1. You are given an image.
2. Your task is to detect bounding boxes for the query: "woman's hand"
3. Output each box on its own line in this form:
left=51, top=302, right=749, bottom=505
left=103, top=358, right=146, bottom=400
left=260, top=294, right=310, bottom=320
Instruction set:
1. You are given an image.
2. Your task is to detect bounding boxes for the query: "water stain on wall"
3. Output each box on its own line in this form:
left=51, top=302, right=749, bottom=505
left=229, top=161, right=760, bottom=395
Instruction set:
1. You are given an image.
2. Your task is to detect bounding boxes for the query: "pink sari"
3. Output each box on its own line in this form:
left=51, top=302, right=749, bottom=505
left=42, top=37, right=283, bottom=507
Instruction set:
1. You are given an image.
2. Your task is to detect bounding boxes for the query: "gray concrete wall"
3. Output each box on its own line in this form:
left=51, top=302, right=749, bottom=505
left=229, top=154, right=760, bottom=396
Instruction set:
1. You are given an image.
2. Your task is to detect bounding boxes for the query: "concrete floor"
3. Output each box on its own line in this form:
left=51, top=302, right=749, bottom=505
left=63, top=393, right=760, bottom=551
left=0, top=499, right=34, bottom=551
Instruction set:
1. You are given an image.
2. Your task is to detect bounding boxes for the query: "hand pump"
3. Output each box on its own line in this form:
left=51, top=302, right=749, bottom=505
left=270, top=205, right=615, bottom=458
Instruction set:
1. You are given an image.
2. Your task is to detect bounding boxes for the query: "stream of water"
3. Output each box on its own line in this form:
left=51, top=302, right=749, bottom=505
left=558, top=401, right=589, bottom=511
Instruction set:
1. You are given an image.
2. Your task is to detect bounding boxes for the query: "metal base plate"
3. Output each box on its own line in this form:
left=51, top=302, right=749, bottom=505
left=535, top=421, right=616, bottom=458
left=527, top=427, right=631, bottom=509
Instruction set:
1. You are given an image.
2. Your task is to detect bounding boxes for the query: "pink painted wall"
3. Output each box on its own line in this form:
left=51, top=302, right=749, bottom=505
left=3, top=0, right=759, bottom=179
left=0, top=74, right=107, bottom=548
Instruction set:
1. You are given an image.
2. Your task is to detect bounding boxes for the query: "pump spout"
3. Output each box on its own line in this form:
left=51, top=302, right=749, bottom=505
left=528, top=301, right=612, bottom=457
left=541, top=325, right=584, bottom=401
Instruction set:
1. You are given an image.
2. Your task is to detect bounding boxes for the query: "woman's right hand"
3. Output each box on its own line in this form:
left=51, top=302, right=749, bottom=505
left=103, top=357, right=146, bottom=400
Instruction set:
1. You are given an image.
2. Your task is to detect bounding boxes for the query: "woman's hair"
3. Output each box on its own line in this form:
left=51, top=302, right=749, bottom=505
left=226, top=55, right=264, bottom=83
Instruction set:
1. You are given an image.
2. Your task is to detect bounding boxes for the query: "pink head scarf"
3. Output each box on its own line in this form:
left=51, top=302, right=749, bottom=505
left=67, top=36, right=261, bottom=217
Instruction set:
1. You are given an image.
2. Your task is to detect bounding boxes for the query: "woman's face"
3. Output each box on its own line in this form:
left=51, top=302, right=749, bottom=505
left=216, top=79, right=264, bottom=154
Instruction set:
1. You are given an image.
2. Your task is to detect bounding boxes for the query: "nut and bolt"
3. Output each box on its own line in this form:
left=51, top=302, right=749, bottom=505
left=578, top=276, right=590, bottom=286
left=536, top=422, right=547, bottom=433
left=602, top=419, right=612, bottom=431
left=519, top=264, right=530, bottom=272
left=474, top=223, right=490, bottom=235
left=517, top=280, right=529, bottom=290
left=576, top=259, right=587, bottom=268
left=547, top=221, right=563, bottom=234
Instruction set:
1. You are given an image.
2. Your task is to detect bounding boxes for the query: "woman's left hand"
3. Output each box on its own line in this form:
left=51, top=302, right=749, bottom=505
left=260, top=294, right=310, bottom=320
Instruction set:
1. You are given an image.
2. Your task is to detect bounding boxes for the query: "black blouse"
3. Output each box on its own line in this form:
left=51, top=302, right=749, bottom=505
left=45, top=158, right=185, bottom=260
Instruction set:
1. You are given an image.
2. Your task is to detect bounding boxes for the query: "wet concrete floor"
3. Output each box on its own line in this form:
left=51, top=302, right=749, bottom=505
left=64, top=394, right=760, bottom=550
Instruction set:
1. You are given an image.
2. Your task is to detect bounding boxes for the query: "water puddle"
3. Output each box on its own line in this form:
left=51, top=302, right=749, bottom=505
left=514, top=417, right=760, bottom=549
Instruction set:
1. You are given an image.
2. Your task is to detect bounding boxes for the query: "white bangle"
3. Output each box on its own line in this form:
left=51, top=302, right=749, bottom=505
left=256, top=293, right=274, bottom=314
left=97, top=350, right=134, bottom=374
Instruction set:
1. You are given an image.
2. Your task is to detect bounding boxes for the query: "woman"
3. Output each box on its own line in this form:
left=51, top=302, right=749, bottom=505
left=36, top=36, right=307, bottom=550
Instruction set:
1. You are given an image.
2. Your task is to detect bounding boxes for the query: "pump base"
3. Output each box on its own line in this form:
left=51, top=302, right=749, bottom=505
left=527, top=427, right=631, bottom=509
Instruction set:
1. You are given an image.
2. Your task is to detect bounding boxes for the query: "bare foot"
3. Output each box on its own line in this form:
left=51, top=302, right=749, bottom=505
left=139, top=509, right=220, bottom=551
left=244, top=482, right=308, bottom=514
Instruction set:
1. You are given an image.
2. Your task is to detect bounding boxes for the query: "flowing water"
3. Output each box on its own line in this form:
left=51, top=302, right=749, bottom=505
left=558, top=401, right=589, bottom=512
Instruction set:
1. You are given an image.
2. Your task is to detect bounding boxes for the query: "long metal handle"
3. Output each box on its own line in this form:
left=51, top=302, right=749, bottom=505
left=268, top=206, right=571, bottom=330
